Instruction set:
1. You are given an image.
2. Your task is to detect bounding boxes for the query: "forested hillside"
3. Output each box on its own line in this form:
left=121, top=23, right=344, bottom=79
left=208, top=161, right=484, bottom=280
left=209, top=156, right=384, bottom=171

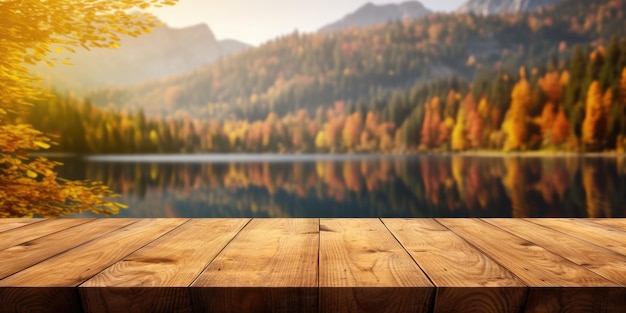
left=24, top=0, right=626, bottom=153
left=88, top=0, right=625, bottom=120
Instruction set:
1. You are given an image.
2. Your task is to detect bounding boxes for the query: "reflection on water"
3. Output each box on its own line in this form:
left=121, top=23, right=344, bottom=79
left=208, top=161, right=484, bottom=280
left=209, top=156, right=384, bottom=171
left=47, top=155, right=626, bottom=218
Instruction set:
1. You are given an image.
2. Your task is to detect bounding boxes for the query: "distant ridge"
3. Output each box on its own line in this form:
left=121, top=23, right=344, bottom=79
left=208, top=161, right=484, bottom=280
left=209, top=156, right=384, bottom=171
left=457, top=0, right=565, bottom=15
left=34, top=23, right=251, bottom=92
left=318, top=1, right=432, bottom=33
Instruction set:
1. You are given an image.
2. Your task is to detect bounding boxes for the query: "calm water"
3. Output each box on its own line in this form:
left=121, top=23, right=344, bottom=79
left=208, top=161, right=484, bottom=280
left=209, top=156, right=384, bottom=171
left=47, top=154, right=626, bottom=218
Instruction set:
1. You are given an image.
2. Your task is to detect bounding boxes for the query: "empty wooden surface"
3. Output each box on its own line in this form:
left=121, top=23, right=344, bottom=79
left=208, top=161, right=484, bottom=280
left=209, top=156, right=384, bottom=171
left=80, top=219, right=249, bottom=313
left=191, top=219, right=319, bottom=313
left=438, top=218, right=624, bottom=313
left=319, top=219, right=433, bottom=313
left=0, top=218, right=42, bottom=233
left=383, top=219, right=526, bottom=313
left=0, top=219, right=136, bottom=280
left=591, top=218, right=626, bottom=231
left=487, top=218, right=626, bottom=285
left=0, top=218, right=624, bottom=313
left=528, top=218, right=626, bottom=255
left=0, top=218, right=91, bottom=251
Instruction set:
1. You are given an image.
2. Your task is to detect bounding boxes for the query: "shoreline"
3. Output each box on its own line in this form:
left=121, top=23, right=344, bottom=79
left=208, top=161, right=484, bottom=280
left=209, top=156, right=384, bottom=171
left=27, top=151, right=626, bottom=163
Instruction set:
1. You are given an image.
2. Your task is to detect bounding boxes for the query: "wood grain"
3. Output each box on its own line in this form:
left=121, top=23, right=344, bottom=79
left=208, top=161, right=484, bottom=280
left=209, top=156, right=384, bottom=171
left=383, top=218, right=526, bottom=313
left=80, top=287, right=192, bottom=313
left=80, top=219, right=249, bottom=313
left=0, top=219, right=136, bottom=280
left=439, top=219, right=620, bottom=313
left=528, top=218, right=626, bottom=256
left=0, top=288, right=82, bottom=313
left=589, top=218, right=626, bottom=231
left=524, top=287, right=626, bottom=313
left=0, top=218, right=43, bottom=233
left=0, top=218, right=624, bottom=313
left=0, top=218, right=92, bottom=251
left=319, top=218, right=433, bottom=313
left=487, top=218, right=626, bottom=285
left=191, top=219, right=318, bottom=313
left=438, top=219, right=615, bottom=287
left=0, top=218, right=186, bottom=287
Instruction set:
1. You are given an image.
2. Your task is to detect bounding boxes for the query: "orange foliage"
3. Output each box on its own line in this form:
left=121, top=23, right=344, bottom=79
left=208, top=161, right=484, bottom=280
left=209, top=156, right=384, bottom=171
left=463, top=94, right=482, bottom=149
left=539, top=72, right=563, bottom=103
left=421, top=97, right=442, bottom=148
left=540, top=102, right=557, bottom=134
left=342, top=112, right=363, bottom=150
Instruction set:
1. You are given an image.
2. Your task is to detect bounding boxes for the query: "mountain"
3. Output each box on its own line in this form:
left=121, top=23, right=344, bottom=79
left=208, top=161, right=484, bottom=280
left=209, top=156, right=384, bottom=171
left=457, top=0, right=565, bottom=15
left=218, top=39, right=252, bottom=56
left=34, top=24, right=251, bottom=92
left=25, top=0, right=626, bottom=155
left=87, top=0, right=625, bottom=122
left=318, top=1, right=431, bottom=33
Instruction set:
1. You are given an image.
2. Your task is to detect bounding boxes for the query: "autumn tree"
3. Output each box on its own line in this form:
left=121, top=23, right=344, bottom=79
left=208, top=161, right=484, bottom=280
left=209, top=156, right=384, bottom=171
left=451, top=107, right=468, bottom=151
left=342, top=112, right=363, bottom=151
left=621, top=68, right=626, bottom=108
left=619, top=68, right=626, bottom=150
left=0, top=0, right=175, bottom=216
left=552, top=108, right=571, bottom=145
left=539, top=72, right=563, bottom=104
left=420, top=97, right=442, bottom=149
left=464, top=94, right=482, bottom=149
left=582, top=81, right=608, bottom=151
left=503, top=68, right=532, bottom=151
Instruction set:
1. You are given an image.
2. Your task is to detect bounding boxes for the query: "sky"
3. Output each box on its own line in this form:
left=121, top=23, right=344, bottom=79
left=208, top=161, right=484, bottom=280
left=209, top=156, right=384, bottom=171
left=150, top=0, right=467, bottom=46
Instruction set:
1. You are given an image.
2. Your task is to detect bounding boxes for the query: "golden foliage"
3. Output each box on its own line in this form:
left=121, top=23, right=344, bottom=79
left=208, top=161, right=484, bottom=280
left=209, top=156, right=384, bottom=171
left=504, top=76, right=532, bottom=150
left=620, top=68, right=626, bottom=106
left=0, top=0, right=175, bottom=216
left=451, top=107, right=467, bottom=151
left=582, top=81, right=608, bottom=149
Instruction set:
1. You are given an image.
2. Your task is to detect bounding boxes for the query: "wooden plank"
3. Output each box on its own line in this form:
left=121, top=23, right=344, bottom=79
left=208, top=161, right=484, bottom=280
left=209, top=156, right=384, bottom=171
left=589, top=218, right=626, bottom=231
left=0, top=218, right=187, bottom=287
left=0, top=219, right=186, bottom=313
left=438, top=219, right=623, bottom=313
left=190, top=219, right=318, bottom=313
left=487, top=218, right=626, bottom=286
left=0, top=219, right=137, bottom=280
left=0, top=218, right=43, bottom=233
left=0, top=288, right=83, bottom=313
left=522, top=287, right=626, bottom=313
left=80, top=219, right=249, bottom=313
left=528, top=218, right=626, bottom=256
left=383, top=218, right=526, bottom=313
left=0, top=218, right=92, bottom=251
left=319, top=219, right=433, bottom=313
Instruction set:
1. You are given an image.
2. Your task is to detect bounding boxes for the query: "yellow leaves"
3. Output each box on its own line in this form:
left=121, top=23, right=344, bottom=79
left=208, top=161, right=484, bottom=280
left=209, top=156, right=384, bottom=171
left=620, top=67, right=626, bottom=105
left=503, top=76, right=532, bottom=151
left=0, top=0, right=173, bottom=217
left=582, top=81, right=607, bottom=149
left=34, top=141, right=51, bottom=149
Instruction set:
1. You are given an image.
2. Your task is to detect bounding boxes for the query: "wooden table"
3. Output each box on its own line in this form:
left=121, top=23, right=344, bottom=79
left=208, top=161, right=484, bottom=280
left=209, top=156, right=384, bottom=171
left=0, top=218, right=624, bottom=313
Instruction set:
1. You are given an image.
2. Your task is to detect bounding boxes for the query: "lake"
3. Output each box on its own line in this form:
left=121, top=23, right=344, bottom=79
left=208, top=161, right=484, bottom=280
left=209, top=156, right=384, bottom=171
left=48, top=154, right=626, bottom=218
